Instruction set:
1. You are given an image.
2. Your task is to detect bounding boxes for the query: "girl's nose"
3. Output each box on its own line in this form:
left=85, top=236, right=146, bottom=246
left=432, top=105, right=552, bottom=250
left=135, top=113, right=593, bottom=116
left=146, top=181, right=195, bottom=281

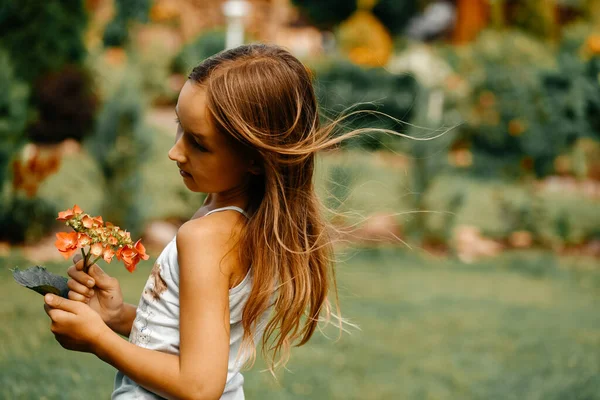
left=168, top=137, right=186, bottom=163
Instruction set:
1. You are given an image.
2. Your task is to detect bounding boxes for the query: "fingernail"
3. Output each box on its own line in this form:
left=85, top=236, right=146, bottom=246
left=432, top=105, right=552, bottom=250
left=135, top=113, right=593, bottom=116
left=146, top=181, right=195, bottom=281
left=45, top=294, right=54, bottom=304
left=88, top=280, right=95, bottom=287
left=89, top=289, right=95, bottom=297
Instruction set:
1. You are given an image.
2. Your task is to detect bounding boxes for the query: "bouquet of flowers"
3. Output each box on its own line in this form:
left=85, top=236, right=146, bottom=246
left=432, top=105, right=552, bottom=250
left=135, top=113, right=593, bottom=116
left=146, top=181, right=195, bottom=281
left=13, top=205, right=148, bottom=297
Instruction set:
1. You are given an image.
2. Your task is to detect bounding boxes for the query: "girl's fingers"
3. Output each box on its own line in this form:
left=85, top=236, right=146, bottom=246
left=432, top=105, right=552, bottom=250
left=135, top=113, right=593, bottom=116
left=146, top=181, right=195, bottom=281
left=44, top=295, right=80, bottom=314
left=73, top=253, right=83, bottom=264
left=68, top=290, right=89, bottom=303
left=67, top=278, right=94, bottom=298
left=67, top=266, right=95, bottom=288
left=75, top=259, right=86, bottom=271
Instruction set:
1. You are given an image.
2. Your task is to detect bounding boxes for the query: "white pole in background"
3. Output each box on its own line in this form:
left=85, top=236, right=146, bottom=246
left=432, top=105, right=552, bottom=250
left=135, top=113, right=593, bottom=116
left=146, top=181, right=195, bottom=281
left=222, top=0, right=251, bottom=49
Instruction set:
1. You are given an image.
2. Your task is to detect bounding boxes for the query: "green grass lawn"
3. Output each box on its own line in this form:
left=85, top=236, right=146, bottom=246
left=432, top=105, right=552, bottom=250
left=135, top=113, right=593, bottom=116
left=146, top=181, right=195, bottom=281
left=2, top=248, right=599, bottom=399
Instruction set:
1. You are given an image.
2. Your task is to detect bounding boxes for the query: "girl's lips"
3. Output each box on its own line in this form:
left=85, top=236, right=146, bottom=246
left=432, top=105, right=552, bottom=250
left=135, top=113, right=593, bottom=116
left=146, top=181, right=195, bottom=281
left=179, top=169, right=191, bottom=178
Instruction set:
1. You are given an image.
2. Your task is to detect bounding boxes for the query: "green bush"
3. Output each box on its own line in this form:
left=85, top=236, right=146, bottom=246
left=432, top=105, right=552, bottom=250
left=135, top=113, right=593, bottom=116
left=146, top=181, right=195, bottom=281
left=27, top=65, right=98, bottom=144
left=445, top=29, right=600, bottom=178
left=291, top=0, right=357, bottom=30
left=0, top=0, right=88, bottom=83
left=171, top=30, right=226, bottom=75
left=0, top=50, right=58, bottom=245
left=0, top=195, right=57, bottom=244
left=103, top=0, right=151, bottom=47
left=0, top=50, right=29, bottom=189
left=372, top=0, right=418, bottom=36
left=422, top=174, right=600, bottom=246
left=85, top=70, right=151, bottom=237
left=313, top=59, right=418, bottom=150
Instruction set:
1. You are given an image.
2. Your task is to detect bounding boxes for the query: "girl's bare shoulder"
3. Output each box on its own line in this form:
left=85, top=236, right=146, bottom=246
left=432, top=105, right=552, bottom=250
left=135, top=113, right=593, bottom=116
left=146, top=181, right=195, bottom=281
left=178, top=210, right=245, bottom=249
left=176, top=211, right=247, bottom=284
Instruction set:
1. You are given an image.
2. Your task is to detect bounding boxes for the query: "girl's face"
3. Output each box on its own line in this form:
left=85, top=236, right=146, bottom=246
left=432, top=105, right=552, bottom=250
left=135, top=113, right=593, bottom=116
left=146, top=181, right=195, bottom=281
left=168, top=80, right=253, bottom=194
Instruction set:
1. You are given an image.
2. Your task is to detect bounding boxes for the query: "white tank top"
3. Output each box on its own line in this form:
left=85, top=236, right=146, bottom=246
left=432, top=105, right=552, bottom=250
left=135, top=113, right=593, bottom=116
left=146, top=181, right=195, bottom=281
left=112, top=206, right=270, bottom=399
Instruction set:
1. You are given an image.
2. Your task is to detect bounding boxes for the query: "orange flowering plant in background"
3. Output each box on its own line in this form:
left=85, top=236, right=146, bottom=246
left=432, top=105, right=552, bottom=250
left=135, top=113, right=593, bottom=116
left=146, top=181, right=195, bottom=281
left=55, top=204, right=149, bottom=273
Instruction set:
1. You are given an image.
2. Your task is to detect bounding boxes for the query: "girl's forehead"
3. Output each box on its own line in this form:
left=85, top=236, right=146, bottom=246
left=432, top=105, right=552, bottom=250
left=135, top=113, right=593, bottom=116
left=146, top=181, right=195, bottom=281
left=177, top=81, right=211, bottom=129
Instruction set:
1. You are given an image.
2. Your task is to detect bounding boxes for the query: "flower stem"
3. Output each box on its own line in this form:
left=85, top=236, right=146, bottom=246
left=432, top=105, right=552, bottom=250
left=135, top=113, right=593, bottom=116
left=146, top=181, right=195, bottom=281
left=91, top=255, right=102, bottom=265
left=82, top=248, right=90, bottom=274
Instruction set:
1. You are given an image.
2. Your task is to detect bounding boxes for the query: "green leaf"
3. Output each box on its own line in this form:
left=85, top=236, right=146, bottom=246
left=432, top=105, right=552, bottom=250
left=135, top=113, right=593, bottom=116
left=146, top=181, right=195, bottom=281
left=11, top=266, right=69, bottom=298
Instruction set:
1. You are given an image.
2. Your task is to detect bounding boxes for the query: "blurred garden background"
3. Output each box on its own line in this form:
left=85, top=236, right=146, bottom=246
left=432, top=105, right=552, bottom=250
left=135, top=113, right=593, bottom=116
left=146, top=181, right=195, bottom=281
left=1, top=0, right=600, bottom=398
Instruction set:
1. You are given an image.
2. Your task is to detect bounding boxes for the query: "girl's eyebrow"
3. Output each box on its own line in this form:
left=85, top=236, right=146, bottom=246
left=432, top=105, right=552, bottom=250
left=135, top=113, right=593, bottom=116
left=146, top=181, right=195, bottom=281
left=174, top=107, right=207, bottom=142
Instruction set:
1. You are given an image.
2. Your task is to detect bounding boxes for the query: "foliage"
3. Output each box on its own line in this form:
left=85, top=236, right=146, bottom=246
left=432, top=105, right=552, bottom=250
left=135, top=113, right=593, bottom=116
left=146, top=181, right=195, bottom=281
left=85, top=71, right=151, bottom=237
left=0, top=51, right=57, bottom=245
left=291, top=0, right=418, bottom=36
left=133, top=47, right=179, bottom=105
left=103, top=0, right=152, bottom=47
left=503, top=0, right=558, bottom=38
left=0, top=0, right=94, bottom=154
left=0, top=0, right=88, bottom=83
left=291, top=0, right=357, bottom=30
left=445, top=29, right=599, bottom=178
left=313, top=59, right=418, bottom=150
left=0, top=50, right=29, bottom=191
left=27, top=65, right=98, bottom=144
left=0, top=195, right=57, bottom=244
left=171, top=30, right=226, bottom=75
left=423, top=174, right=600, bottom=246
left=371, top=0, right=419, bottom=36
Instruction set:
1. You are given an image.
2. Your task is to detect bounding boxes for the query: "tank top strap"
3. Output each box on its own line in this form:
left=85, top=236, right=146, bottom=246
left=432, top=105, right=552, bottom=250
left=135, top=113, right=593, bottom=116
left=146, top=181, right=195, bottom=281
left=204, top=206, right=249, bottom=219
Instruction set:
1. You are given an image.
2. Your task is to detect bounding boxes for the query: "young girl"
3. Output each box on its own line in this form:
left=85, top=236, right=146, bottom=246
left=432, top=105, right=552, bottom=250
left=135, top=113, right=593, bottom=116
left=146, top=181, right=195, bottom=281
left=43, top=43, right=356, bottom=399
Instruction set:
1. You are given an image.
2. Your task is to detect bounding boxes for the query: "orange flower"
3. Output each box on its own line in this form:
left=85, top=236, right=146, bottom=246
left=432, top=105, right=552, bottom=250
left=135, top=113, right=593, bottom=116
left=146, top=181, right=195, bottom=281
left=57, top=205, right=83, bottom=221
left=133, top=239, right=150, bottom=261
left=55, top=232, right=80, bottom=259
left=82, top=215, right=94, bottom=228
left=116, top=243, right=147, bottom=273
left=93, top=216, right=104, bottom=226
left=77, top=233, right=92, bottom=247
left=90, top=242, right=103, bottom=257
left=103, top=247, right=115, bottom=263
left=108, top=236, right=118, bottom=246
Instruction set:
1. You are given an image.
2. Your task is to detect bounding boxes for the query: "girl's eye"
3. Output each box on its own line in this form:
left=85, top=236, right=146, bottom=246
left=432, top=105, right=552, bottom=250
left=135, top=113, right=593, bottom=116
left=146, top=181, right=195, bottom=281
left=175, top=118, right=207, bottom=151
left=193, top=140, right=207, bottom=151
left=184, top=133, right=207, bottom=151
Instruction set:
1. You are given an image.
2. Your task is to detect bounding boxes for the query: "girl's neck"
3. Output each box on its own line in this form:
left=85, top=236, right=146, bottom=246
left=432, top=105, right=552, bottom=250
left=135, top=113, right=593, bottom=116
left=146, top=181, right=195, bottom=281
left=203, top=186, right=249, bottom=211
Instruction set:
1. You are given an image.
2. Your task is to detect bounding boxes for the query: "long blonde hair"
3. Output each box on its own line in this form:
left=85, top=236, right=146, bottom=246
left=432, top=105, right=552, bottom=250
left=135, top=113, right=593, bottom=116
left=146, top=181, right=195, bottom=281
left=189, top=44, right=365, bottom=372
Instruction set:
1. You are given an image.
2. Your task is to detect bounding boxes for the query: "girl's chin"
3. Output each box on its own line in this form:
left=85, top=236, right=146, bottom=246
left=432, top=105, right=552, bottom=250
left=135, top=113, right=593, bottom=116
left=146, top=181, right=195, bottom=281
left=182, top=180, right=206, bottom=193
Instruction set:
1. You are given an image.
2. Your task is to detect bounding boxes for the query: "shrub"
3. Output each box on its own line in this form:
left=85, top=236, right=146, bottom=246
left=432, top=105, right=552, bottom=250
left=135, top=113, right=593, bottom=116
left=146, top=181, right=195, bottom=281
left=0, top=0, right=88, bottom=83
left=27, top=65, right=98, bottom=144
left=291, top=0, right=357, bottom=30
left=171, top=30, right=226, bottom=75
left=0, top=195, right=57, bottom=244
left=85, top=70, right=151, bottom=237
left=0, top=50, right=29, bottom=189
left=372, top=0, right=419, bottom=36
left=445, top=29, right=600, bottom=178
left=422, top=174, right=600, bottom=246
left=313, top=59, right=418, bottom=150
left=103, top=0, right=151, bottom=47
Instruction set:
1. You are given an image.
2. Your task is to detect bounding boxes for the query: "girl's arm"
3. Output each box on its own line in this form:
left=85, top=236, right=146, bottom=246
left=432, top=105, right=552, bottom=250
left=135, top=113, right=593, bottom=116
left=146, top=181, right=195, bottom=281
left=96, top=218, right=235, bottom=400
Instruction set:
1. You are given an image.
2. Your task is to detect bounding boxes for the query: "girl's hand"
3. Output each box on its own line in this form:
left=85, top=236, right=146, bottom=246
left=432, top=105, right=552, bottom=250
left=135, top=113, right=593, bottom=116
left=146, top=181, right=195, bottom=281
left=67, top=254, right=125, bottom=331
left=44, top=294, right=110, bottom=354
